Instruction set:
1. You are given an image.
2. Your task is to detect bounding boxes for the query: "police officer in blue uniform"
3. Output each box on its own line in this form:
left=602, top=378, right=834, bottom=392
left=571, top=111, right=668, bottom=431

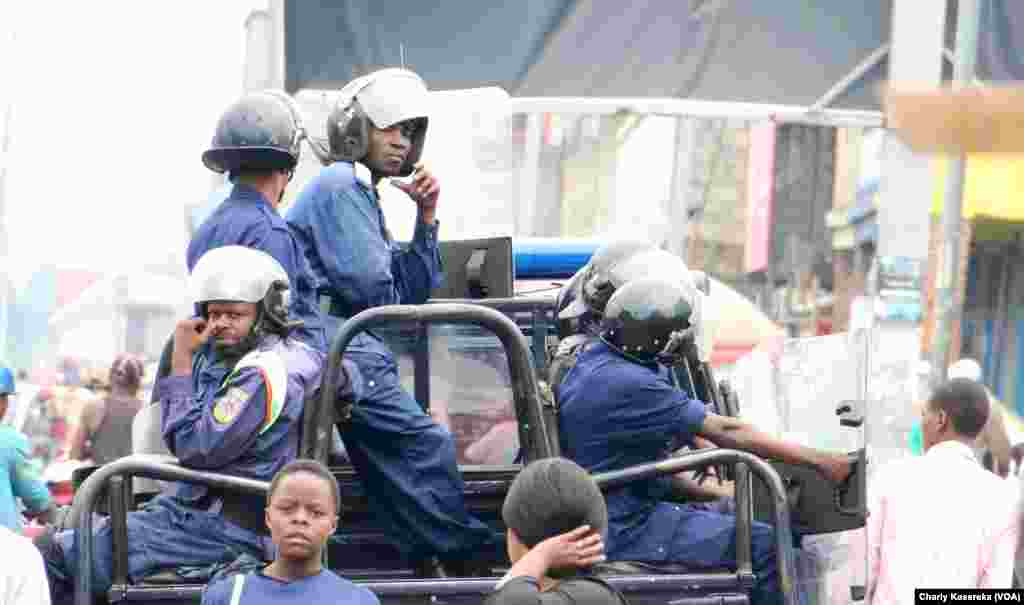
left=35, top=246, right=359, bottom=604
left=558, top=278, right=852, bottom=605
left=554, top=240, right=657, bottom=341
left=548, top=241, right=683, bottom=396
left=188, top=90, right=326, bottom=351
left=550, top=245, right=733, bottom=504
left=286, top=68, right=495, bottom=576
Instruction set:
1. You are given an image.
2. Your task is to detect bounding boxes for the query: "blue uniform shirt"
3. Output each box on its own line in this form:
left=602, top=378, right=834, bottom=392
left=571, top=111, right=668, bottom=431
left=158, top=336, right=328, bottom=508
left=0, top=425, right=50, bottom=531
left=558, top=342, right=707, bottom=551
left=44, top=339, right=365, bottom=602
left=187, top=183, right=326, bottom=351
left=286, top=161, right=441, bottom=353
left=202, top=569, right=380, bottom=605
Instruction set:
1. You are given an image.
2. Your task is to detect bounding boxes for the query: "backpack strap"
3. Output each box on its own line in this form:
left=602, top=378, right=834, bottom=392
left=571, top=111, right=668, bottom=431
left=548, top=335, right=596, bottom=403
left=228, top=573, right=246, bottom=605
left=557, top=577, right=631, bottom=605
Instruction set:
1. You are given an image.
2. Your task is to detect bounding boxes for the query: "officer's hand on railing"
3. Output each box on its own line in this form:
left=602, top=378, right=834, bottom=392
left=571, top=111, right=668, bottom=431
left=695, top=462, right=719, bottom=483
left=817, top=453, right=854, bottom=485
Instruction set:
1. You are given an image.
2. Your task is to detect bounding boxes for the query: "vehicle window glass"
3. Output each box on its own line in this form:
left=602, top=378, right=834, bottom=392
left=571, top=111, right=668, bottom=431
left=379, top=323, right=519, bottom=466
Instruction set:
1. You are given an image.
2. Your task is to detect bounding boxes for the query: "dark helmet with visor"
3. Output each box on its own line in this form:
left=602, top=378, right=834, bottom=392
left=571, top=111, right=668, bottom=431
left=202, top=90, right=305, bottom=175
left=600, top=277, right=699, bottom=365
left=559, top=242, right=693, bottom=321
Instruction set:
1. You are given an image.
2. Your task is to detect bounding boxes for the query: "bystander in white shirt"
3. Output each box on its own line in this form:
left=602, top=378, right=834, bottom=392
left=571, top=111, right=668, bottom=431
left=867, top=440, right=1019, bottom=605
left=0, top=525, right=51, bottom=604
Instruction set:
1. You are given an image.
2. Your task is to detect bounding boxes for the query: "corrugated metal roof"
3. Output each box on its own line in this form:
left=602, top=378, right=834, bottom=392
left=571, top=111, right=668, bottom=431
left=284, top=2, right=1024, bottom=110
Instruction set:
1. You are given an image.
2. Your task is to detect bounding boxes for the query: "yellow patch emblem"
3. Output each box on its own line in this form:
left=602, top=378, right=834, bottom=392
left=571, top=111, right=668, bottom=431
left=213, top=387, right=249, bottom=424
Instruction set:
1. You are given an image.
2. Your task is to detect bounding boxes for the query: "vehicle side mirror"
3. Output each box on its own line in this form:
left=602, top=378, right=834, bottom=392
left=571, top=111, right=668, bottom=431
left=836, top=400, right=864, bottom=428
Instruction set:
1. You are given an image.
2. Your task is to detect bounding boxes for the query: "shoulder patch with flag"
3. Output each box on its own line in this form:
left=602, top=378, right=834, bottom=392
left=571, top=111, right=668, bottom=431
left=213, top=387, right=250, bottom=424
left=221, top=349, right=288, bottom=434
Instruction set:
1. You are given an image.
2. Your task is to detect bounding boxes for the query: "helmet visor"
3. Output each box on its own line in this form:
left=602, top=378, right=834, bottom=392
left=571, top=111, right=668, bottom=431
left=358, top=70, right=431, bottom=129
left=189, top=246, right=289, bottom=306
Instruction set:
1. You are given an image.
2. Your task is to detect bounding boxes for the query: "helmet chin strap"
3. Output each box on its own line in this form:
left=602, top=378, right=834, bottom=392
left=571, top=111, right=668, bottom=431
left=599, top=334, right=658, bottom=366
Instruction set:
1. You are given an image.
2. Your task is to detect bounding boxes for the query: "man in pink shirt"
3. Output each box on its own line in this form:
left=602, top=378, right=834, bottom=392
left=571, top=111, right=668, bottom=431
left=867, top=379, right=1019, bottom=605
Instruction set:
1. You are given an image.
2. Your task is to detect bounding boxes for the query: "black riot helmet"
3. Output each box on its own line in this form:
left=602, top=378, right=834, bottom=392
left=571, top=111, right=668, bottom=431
left=554, top=264, right=590, bottom=339
left=557, top=241, right=655, bottom=321
left=559, top=242, right=693, bottom=322
left=202, top=90, right=305, bottom=175
left=600, top=278, right=696, bottom=365
left=327, top=68, right=430, bottom=177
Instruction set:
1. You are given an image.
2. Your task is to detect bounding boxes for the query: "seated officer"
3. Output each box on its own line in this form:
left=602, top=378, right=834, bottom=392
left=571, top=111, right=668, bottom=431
left=558, top=278, right=851, bottom=605
left=34, top=246, right=359, bottom=604
left=551, top=244, right=731, bottom=503
left=549, top=241, right=671, bottom=396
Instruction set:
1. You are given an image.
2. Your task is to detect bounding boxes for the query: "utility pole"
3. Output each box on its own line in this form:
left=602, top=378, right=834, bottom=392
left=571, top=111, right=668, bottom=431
left=932, top=0, right=982, bottom=377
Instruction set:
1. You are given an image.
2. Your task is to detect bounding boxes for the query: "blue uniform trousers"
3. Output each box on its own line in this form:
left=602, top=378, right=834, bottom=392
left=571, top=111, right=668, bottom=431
left=671, top=506, right=779, bottom=605
left=611, top=502, right=781, bottom=605
left=327, top=316, right=495, bottom=561
left=41, top=495, right=269, bottom=604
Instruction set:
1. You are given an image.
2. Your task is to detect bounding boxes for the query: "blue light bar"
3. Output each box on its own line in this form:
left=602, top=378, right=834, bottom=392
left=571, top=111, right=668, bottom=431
left=513, top=238, right=601, bottom=279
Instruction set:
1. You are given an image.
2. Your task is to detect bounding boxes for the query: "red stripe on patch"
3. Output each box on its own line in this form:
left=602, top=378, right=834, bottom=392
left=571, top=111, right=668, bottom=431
left=257, top=367, right=273, bottom=429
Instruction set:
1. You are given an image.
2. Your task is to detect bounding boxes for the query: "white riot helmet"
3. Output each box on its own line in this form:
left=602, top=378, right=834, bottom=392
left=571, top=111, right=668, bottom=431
left=326, top=68, right=430, bottom=176
left=948, top=358, right=983, bottom=382
left=189, top=246, right=299, bottom=336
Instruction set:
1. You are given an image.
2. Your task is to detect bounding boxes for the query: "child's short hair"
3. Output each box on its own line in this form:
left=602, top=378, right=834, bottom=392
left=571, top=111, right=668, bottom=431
left=502, top=457, right=607, bottom=548
left=268, top=459, right=341, bottom=514
left=928, top=378, right=990, bottom=439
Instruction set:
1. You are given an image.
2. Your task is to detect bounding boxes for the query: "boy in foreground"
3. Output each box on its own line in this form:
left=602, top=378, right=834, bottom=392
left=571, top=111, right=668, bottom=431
left=202, top=460, right=379, bottom=605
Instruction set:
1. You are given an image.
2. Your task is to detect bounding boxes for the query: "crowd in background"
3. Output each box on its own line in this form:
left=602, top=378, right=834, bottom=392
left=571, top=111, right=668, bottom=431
left=11, top=354, right=151, bottom=471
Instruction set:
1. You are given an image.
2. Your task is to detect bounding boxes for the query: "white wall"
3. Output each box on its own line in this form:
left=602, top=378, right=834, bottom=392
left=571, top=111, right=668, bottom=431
left=55, top=318, right=118, bottom=367
left=607, top=116, right=677, bottom=246
left=392, top=87, right=517, bottom=242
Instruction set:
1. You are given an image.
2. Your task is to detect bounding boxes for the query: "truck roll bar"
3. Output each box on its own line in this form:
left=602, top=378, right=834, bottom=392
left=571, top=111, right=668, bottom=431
left=427, top=297, right=555, bottom=374
left=72, top=454, right=270, bottom=605
left=594, top=448, right=797, bottom=605
left=72, top=450, right=796, bottom=605
left=309, top=303, right=559, bottom=464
